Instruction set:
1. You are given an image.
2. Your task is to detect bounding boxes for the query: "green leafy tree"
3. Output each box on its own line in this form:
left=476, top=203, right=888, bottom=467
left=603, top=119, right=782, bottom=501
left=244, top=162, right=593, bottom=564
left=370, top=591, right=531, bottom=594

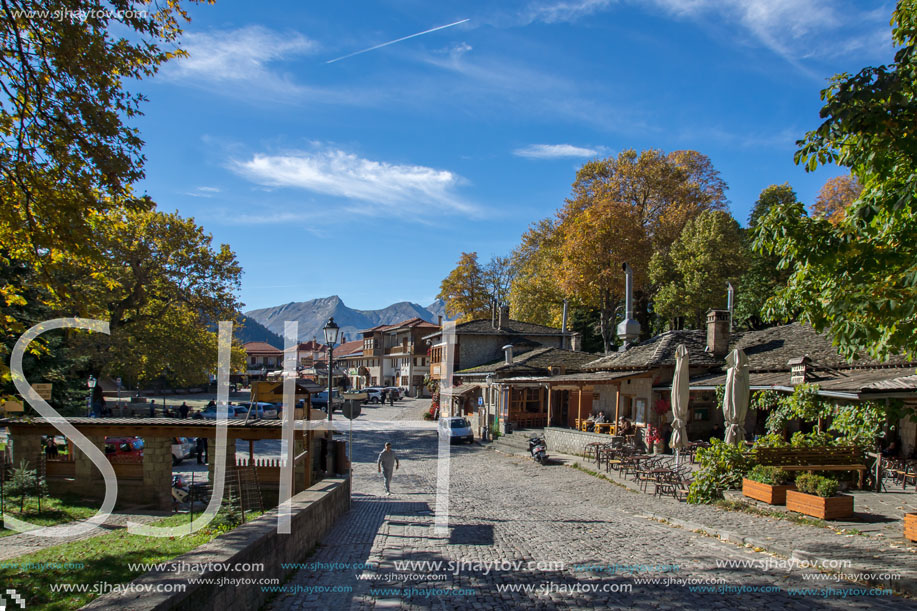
left=754, top=1, right=917, bottom=361
left=734, top=184, right=798, bottom=330
left=649, top=210, right=746, bottom=328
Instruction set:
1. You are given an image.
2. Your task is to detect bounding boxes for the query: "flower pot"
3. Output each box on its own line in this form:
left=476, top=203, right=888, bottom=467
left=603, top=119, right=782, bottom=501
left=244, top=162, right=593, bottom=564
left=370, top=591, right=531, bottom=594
left=785, top=489, right=854, bottom=520
left=653, top=441, right=665, bottom=454
left=905, top=513, right=917, bottom=542
left=742, top=478, right=794, bottom=505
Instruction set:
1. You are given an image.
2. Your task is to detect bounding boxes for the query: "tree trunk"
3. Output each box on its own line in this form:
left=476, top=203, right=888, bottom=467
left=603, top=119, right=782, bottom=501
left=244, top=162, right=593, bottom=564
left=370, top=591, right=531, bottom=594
left=599, top=291, right=612, bottom=354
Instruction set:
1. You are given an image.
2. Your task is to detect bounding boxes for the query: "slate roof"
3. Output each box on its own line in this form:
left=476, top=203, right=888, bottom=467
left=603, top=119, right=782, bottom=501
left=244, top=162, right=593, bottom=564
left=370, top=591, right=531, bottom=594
left=586, top=330, right=716, bottom=370
left=588, top=322, right=915, bottom=373
left=684, top=366, right=917, bottom=395
left=455, top=346, right=599, bottom=377
left=423, top=318, right=568, bottom=340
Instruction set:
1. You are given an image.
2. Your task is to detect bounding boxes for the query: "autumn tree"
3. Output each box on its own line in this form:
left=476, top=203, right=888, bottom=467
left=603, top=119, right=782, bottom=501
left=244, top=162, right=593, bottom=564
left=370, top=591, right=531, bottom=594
left=650, top=210, right=746, bottom=328
left=59, top=207, right=244, bottom=388
left=509, top=219, right=565, bottom=327
left=811, top=175, right=862, bottom=224
left=754, top=1, right=917, bottom=360
left=734, top=184, right=798, bottom=329
left=0, top=0, right=204, bottom=311
left=482, top=255, right=515, bottom=306
left=553, top=149, right=728, bottom=352
left=437, top=252, right=491, bottom=322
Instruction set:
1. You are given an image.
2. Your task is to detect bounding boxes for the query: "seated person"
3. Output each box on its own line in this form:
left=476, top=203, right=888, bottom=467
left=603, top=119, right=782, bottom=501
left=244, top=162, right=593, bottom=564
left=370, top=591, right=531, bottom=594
left=620, top=419, right=635, bottom=436
left=594, top=411, right=605, bottom=424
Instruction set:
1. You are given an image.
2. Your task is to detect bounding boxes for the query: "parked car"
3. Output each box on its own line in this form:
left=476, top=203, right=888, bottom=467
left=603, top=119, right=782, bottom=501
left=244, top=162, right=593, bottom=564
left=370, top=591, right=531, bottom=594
left=311, top=390, right=341, bottom=411
left=438, top=417, right=474, bottom=444
left=197, top=403, right=239, bottom=420
left=104, top=436, right=144, bottom=459
left=231, top=402, right=278, bottom=420
left=383, top=387, right=403, bottom=401
left=171, top=437, right=194, bottom=465
left=361, top=388, right=383, bottom=403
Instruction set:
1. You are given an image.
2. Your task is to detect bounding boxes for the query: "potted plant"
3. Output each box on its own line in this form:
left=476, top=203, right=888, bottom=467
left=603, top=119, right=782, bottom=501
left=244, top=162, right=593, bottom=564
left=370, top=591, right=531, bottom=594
left=905, top=513, right=917, bottom=542
left=742, top=465, right=795, bottom=505
left=646, top=425, right=664, bottom=454
left=786, top=474, right=854, bottom=520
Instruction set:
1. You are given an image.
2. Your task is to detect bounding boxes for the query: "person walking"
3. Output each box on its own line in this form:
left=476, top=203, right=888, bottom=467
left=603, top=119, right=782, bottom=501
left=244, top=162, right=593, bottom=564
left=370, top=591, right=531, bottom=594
left=380, top=389, right=388, bottom=405
left=376, top=442, right=399, bottom=496
left=196, top=436, right=207, bottom=464
left=179, top=402, right=189, bottom=419
left=388, top=390, right=395, bottom=406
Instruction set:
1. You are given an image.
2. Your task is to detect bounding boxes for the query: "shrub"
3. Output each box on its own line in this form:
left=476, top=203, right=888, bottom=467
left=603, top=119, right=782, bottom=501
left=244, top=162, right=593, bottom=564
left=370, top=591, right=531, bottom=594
left=795, top=473, right=839, bottom=498
left=687, top=439, right=753, bottom=504
left=746, top=465, right=793, bottom=486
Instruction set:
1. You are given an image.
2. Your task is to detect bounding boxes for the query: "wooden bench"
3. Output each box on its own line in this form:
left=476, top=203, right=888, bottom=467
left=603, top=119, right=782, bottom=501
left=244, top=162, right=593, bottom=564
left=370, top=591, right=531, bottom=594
left=753, top=446, right=868, bottom=489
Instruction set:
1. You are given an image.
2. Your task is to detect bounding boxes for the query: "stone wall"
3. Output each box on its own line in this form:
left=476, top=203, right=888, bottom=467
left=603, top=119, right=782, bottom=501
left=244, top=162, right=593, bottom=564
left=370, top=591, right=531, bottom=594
left=544, top=427, right=616, bottom=457
left=83, top=477, right=351, bottom=611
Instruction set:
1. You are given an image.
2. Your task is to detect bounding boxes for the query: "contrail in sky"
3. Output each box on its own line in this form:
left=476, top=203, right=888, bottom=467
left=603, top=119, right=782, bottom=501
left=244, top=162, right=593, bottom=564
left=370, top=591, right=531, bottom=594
left=326, top=18, right=470, bottom=64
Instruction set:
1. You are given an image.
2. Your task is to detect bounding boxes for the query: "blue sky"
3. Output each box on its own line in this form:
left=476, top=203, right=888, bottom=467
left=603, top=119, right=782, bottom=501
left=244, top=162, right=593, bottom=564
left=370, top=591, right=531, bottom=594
left=133, top=0, right=897, bottom=312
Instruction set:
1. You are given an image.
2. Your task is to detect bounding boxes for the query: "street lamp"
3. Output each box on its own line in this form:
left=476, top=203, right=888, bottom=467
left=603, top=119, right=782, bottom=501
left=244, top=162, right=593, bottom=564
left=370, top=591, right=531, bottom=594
left=87, top=375, right=97, bottom=417
left=323, top=317, right=340, bottom=475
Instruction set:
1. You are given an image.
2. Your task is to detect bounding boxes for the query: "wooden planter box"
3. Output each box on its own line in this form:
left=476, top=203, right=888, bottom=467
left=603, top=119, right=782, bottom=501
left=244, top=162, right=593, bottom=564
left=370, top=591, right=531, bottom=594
left=742, top=478, right=794, bottom=505
left=786, top=490, right=853, bottom=520
left=905, top=513, right=917, bottom=542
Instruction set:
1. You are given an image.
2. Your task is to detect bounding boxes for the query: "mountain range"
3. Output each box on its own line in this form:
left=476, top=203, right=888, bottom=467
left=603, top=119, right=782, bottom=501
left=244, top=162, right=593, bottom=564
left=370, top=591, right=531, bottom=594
left=244, top=296, right=450, bottom=346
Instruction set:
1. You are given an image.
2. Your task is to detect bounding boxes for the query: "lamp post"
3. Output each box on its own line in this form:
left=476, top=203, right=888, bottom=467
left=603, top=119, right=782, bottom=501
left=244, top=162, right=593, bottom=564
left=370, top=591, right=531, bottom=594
left=87, top=375, right=97, bottom=417
left=323, top=317, right=340, bottom=476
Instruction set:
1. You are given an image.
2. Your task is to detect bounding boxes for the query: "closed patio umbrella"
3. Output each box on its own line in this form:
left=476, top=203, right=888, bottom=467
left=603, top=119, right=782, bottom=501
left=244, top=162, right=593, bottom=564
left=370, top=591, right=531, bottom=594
left=723, top=348, right=749, bottom=445
left=670, top=344, right=690, bottom=466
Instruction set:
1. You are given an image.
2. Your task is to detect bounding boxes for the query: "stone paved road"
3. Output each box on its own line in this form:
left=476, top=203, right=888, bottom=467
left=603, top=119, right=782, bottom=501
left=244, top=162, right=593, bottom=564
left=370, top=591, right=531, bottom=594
left=269, top=401, right=916, bottom=610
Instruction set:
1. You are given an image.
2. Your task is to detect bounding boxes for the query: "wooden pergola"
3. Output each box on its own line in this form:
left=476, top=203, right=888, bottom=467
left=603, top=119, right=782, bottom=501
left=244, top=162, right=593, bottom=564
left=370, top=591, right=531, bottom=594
left=2, top=416, right=316, bottom=510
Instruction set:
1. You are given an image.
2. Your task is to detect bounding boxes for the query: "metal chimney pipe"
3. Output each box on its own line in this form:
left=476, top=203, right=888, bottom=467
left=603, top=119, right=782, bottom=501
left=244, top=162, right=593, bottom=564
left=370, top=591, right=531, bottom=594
left=726, top=282, right=734, bottom=332
left=561, top=299, right=569, bottom=332
left=502, top=344, right=514, bottom=365
left=616, top=262, right=641, bottom=349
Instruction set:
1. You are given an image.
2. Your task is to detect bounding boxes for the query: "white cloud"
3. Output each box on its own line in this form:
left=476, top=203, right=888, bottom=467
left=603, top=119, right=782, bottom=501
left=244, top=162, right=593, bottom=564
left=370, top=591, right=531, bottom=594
left=164, top=26, right=318, bottom=98
left=522, top=0, right=891, bottom=67
left=231, top=147, right=477, bottom=217
left=524, top=0, right=617, bottom=24
left=185, top=186, right=221, bottom=198
left=513, top=144, right=600, bottom=159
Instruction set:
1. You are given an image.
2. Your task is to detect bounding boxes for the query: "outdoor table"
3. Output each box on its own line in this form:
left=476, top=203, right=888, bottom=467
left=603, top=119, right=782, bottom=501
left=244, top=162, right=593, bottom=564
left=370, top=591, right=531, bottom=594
left=594, top=422, right=615, bottom=435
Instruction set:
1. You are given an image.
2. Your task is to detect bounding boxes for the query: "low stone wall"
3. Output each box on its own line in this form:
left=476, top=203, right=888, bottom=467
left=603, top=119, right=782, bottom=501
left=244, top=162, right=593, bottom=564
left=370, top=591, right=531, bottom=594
left=544, top=427, right=617, bottom=457
left=83, top=477, right=351, bottom=611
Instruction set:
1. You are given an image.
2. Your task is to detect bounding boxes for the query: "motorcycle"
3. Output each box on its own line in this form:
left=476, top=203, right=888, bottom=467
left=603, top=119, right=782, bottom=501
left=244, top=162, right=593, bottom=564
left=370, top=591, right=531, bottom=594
left=528, top=436, right=548, bottom=465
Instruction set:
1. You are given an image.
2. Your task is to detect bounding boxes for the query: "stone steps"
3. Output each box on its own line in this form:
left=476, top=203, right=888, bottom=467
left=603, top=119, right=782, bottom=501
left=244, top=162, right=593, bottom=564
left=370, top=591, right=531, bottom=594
left=492, top=428, right=546, bottom=453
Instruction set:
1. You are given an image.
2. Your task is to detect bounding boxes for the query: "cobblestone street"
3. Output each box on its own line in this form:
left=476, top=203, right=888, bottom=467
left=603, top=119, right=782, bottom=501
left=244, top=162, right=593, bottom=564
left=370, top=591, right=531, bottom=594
left=269, top=400, right=916, bottom=610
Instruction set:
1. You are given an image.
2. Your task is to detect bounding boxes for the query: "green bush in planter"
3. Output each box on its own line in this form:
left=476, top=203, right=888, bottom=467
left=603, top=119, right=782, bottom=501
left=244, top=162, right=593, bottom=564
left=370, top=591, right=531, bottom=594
left=795, top=473, right=839, bottom=498
left=746, top=465, right=793, bottom=486
left=687, top=439, right=753, bottom=504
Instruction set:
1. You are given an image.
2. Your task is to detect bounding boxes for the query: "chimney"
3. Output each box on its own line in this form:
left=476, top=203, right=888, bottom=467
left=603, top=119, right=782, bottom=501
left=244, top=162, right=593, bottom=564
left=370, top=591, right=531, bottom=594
left=502, top=344, right=514, bottom=365
left=571, top=332, right=582, bottom=352
left=706, top=310, right=730, bottom=357
left=498, top=303, right=510, bottom=329
left=788, top=356, right=811, bottom=385
left=616, top=262, right=641, bottom=350
left=437, top=315, right=442, bottom=327
left=491, top=298, right=497, bottom=328
left=726, top=282, right=735, bottom=332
